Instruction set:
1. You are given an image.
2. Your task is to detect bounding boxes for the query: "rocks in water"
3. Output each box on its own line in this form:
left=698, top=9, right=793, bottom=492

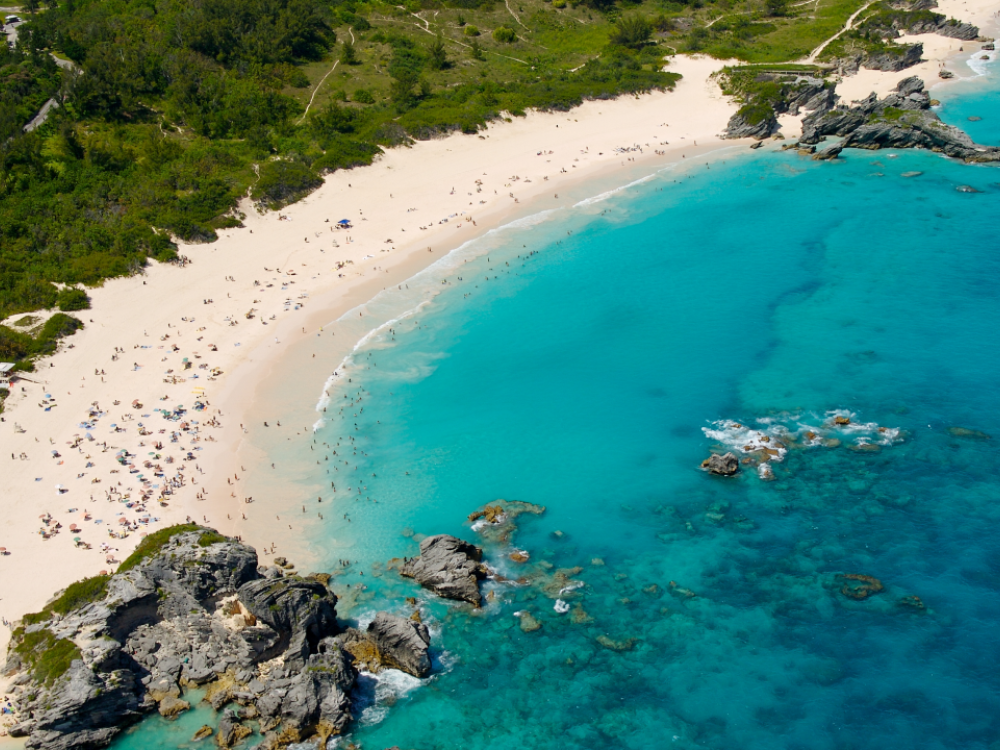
left=800, top=78, right=1000, bottom=163
left=700, top=452, right=739, bottom=476
left=749, top=140, right=763, bottom=150
left=157, top=696, right=190, bottom=719
left=984, top=42, right=995, bottom=51
left=813, top=143, right=843, bottom=161
left=901, top=171, right=923, bottom=177
left=833, top=415, right=851, bottom=425
left=968, top=116, right=983, bottom=121
left=192, top=725, right=214, bottom=741
left=596, top=635, right=637, bottom=652
left=217, top=711, right=252, bottom=748
left=337, top=613, right=431, bottom=678
left=897, top=595, right=926, bottom=611
left=5, top=526, right=431, bottom=750
left=956, top=184, right=981, bottom=193
left=838, top=573, right=884, bottom=600
left=946, top=426, right=991, bottom=439
left=517, top=611, right=542, bottom=632
left=938, top=69, right=955, bottom=79
left=468, top=499, right=546, bottom=546
left=401, top=534, right=488, bottom=606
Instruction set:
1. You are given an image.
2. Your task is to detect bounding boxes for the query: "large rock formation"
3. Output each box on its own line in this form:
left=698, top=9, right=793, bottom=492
left=800, top=77, right=1000, bottom=162
left=400, top=535, right=488, bottom=606
left=337, top=612, right=432, bottom=678
left=724, top=75, right=834, bottom=140
left=3, top=526, right=431, bottom=750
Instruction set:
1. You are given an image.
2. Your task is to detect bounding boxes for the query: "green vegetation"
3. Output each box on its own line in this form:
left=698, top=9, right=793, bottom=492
left=2, top=0, right=685, bottom=324
left=21, top=574, right=112, bottom=626
left=116, top=523, right=201, bottom=572
left=12, top=628, right=82, bottom=685
left=3, top=0, right=924, bottom=323
left=0, top=312, right=84, bottom=367
left=197, top=530, right=228, bottom=547
left=56, top=286, right=91, bottom=311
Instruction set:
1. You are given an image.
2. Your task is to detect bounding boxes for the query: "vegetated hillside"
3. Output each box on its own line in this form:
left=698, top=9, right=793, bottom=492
left=0, top=0, right=680, bottom=326
left=1, top=0, right=895, bottom=327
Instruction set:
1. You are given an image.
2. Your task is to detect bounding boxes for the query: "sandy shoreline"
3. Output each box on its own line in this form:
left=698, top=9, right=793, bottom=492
left=0, top=0, right=997, bottom=731
left=0, top=53, right=741, bottom=657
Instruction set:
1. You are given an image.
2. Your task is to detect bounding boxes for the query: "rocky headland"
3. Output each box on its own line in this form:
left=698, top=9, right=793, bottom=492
left=1, top=525, right=455, bottom=750
left=725, top=69, right=1000, bottom=163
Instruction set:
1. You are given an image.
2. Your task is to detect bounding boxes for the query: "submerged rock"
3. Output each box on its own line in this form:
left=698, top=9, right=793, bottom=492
left=837, top=573, right=885, bottom=600
left=517, top=612, right=542, bottom=632
left=192, top=725, right=214, bottom=741
left=596, top=635, right=637, bottom=652
left=946, top=426, right=991, bottom=439
left=700, top=452, right=739, bottom=476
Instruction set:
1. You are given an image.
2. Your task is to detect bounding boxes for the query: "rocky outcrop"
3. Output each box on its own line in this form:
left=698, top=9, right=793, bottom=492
left=724, top=111, right=779, bottom=140
left=701, top=452, right=739, bottom=476
left=5, top=526, right=432, bottom=750
left=400, top=535, right=488, bottom=606
left=337, top=613, right=431, bottom=678
left=812, top=143, right=844, bottom=161
left=800, top=78, right=1000, bottom=162
left=724, top=75, right=834, bottom=140
left=834, top=43, right=923, bottom=75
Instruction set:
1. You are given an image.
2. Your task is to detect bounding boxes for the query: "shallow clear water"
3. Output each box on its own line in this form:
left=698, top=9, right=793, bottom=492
left=113, top=57, right=1000, bottom=750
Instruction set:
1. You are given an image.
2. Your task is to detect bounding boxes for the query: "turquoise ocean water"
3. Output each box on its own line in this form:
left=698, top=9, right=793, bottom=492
left=114, top=55, right=1000, bottom=750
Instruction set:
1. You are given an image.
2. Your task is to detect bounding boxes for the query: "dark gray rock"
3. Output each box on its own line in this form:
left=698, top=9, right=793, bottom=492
left=400, top=535, right=487, bottom=606
left=23, top=662, right=144, bottom=750
left=799, top=79, right=1000, bottom=162
left=237, top=576, right=339, bottom=662
left=701, top=453, right=740, bottom=476
left=813, top=143, right=844, bottom=160
left=337, top=613, right=432, bottom=678
left=724, top=111, right=778, bottom=140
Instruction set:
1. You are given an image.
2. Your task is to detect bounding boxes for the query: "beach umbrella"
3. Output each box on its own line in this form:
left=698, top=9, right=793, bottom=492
left=0, top=548, right=7, bottom=554
left=118, top=518, right=128, bottom=525
left=73, top=537, right=81, bottom=542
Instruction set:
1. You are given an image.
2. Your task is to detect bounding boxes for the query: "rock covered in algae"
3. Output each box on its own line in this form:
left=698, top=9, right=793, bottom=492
left=701, top=452, right=739, bottom=476
left=517, top=611, right=542, bottom=632
left=596, top=635, right=638, bottom=652
left=946, top=426, right=991, bottom=439
left=192, top=725, right=214, bottom=741
left=837, top=573, right=884, bottom=600
left=400, top=534, right=487, bottom=606
left=469, top=499, right=546, bottom=545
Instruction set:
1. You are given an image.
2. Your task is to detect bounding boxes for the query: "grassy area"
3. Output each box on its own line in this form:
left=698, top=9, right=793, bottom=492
left=21, top=574, right=112, bottom=625
left=116, top=523, right=227, bottom=571
left=11, top=628, right=82, bottom=686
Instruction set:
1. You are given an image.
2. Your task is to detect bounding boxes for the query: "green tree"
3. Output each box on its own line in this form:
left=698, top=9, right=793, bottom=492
left=610, top=14, right=653, bottom=48
left=469, top=39, right=484, bottom=60
left=428, top=35, right=448, bottom=70
left=766, top=0, right=790, bottom=16
left=341, top=41, right=358, bottom=65
left=492, top=26, right=517, bottom=43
